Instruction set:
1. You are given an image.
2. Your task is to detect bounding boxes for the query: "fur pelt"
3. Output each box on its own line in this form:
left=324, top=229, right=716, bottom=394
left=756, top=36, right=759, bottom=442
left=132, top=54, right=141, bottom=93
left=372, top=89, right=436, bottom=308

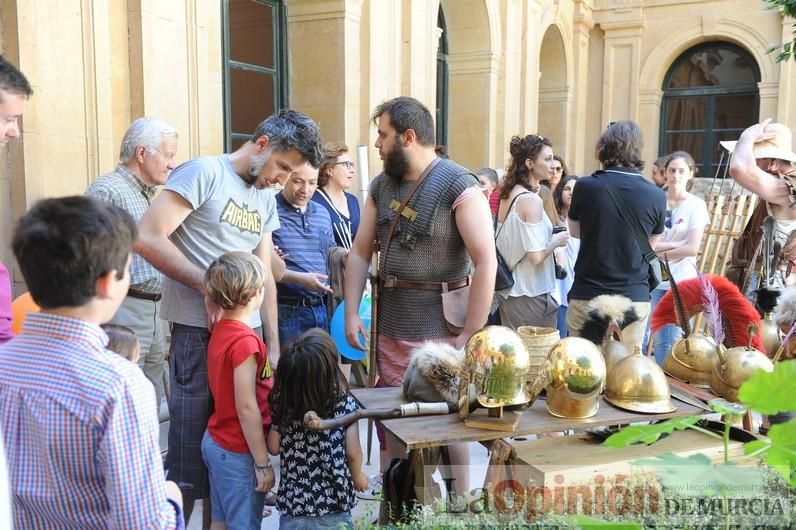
left=402, top=341, right=475, bottom=410
left=578, top=295, right=641, bottom=346
left=774, top=287, right=796, bottom=328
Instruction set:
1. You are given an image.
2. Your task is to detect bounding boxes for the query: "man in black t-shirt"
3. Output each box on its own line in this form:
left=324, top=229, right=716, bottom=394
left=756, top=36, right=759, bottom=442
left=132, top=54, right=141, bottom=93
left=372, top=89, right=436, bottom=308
left=567, top=121, right=666, bottom=348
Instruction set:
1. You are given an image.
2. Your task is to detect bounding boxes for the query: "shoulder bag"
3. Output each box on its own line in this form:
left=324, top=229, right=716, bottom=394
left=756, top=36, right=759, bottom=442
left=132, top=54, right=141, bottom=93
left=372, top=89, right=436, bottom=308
left=595, top=172, right=662, bottom=292
left=494, top=192, right=530, bottom=291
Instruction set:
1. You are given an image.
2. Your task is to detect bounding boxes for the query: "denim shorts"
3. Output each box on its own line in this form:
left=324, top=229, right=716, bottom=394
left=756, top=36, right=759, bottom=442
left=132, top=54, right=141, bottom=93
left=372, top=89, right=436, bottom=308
left=279, top=511, right=353, bottom=530
left=200, top=431, right=265, bottom=530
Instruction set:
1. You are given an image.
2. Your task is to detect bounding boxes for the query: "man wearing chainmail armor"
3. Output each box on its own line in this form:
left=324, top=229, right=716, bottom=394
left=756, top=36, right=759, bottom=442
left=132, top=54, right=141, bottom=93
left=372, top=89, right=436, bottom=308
left=343, top=96, right=496, bottom=498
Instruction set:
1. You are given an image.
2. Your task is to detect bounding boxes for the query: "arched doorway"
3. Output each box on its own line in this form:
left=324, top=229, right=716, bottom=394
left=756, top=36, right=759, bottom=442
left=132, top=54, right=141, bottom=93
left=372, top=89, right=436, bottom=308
left=537, top=25, right=568, bottom=150
left=436, top=5, right=449, bottom=148
left=660, top=42, right=760, bottom=178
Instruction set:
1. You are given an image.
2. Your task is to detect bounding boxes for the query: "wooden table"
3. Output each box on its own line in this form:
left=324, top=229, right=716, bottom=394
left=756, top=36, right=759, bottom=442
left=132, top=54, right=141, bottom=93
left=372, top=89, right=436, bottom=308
left=351, top=386, right=704, bottom=450
left=352, top=386, right=705, bottom=521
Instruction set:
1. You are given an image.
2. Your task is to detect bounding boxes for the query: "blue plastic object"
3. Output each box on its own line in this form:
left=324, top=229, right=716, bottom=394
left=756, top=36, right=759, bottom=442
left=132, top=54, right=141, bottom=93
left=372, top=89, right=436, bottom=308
left=330, top=297, right=371, bottom=361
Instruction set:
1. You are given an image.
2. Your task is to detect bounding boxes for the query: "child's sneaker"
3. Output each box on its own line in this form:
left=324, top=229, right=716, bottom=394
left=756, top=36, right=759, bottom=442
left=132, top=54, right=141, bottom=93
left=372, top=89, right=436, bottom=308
left=355, top=473, right=382, bottom=501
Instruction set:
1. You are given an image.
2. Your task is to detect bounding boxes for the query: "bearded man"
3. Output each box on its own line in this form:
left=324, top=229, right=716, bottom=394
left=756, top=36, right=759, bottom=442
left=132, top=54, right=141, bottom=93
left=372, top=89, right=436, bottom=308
left=136, top=110, right=323, bottom=523
left=344, top=96, right=496, bottom=496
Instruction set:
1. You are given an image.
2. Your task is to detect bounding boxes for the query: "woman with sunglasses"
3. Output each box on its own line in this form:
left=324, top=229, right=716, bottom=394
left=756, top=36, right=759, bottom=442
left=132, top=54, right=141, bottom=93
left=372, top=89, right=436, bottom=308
left=648, top=151, right=709, bottom=365
left=312, top=142, right=361, bottom=250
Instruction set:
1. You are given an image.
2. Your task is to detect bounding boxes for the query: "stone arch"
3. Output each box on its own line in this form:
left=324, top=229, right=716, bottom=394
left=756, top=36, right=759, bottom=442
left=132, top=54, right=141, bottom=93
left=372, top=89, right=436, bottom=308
left=637, top=19, right=775, bottom=177
left=639, top=19, right=776, bottom=93
left=438, top=0, right=501, bottom=169
left=537, top=23, right=571, bottom=155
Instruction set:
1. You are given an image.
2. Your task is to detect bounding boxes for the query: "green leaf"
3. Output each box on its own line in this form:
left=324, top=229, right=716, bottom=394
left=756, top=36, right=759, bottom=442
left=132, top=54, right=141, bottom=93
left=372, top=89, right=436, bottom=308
left=633, top=453, right=765, bottom=496
left=755, top=420, right=796, bottom=487
left=602, top=416, right=700, bottom=447
left=709, top=398, right=747, bottom=416
left=738, top=360, right=796, bottom=414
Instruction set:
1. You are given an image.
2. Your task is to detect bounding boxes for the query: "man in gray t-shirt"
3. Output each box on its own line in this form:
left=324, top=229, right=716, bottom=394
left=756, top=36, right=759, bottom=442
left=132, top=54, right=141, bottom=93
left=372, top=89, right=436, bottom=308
left=136, top=110, right=323, bottom=522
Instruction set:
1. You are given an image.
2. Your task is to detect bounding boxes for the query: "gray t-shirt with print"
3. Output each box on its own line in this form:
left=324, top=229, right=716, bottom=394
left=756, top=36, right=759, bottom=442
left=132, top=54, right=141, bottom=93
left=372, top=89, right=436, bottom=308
left=161, top=155, right=280, bottom=328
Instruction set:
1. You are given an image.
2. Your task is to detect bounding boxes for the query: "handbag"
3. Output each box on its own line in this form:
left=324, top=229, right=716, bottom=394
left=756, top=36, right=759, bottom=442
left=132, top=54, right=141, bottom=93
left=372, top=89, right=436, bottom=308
left=494, top=192, right=530, bottom=291
left=595, top=172, right=662, bottom=292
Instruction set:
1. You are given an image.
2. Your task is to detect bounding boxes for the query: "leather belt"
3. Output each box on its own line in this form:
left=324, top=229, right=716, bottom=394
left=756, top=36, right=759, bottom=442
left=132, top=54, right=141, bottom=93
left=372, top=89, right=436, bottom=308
left=381, top=276, right=470, bottom=291
left=127, top=288, right=162, bottom=302
left=278, top=296, right=326, bottom=307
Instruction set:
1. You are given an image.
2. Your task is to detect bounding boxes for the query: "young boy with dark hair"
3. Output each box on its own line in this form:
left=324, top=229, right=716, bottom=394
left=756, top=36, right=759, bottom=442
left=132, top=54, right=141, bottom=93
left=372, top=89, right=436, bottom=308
left=0, top=196, right=184, bottom=529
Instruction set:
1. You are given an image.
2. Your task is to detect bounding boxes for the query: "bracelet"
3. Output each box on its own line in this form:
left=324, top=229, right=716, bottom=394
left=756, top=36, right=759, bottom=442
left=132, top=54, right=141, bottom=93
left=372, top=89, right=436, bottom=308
left=254, top=462, right=272, bottom=472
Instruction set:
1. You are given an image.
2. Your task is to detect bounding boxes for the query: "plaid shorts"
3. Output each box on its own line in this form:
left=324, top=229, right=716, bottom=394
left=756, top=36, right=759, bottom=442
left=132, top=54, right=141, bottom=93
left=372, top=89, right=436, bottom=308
left=164, top=323, right=213, bottom=500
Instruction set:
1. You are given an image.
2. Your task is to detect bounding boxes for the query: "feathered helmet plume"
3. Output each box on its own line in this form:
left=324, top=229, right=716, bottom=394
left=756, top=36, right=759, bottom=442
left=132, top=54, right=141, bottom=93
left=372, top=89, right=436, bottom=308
left=651, top=273, right=764, bottom=352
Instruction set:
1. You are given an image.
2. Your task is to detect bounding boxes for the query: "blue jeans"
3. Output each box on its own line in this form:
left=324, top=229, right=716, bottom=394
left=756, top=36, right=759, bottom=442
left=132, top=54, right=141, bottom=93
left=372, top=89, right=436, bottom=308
left=557, top=305, right=569, bottom=338
left=278, top=303, right=329, bottom=348
left=279, top=512, right=353, bottom=529
left=201, top=431, right=265, bottom=530
left=649, top=288, right=684, bottom=366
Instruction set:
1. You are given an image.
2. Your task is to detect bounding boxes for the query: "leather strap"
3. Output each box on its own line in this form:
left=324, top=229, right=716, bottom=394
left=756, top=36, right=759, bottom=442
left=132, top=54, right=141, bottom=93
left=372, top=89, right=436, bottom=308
left=382, top=276, right=470, bottom=291
left=595, top=171, right=658, bottom=265
left=380, top=157, right=440, bottom=282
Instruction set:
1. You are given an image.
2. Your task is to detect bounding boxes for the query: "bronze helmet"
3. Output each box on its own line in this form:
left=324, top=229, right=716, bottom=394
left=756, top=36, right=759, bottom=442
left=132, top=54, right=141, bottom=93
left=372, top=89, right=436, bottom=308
left=759, top=312, right=782, bottom=356
left=545, top=337, right=606, bottom=419
left=710, top=345, right=773, bottom=402
left=663, top=332, right=722, bottom=388
left=602, top=321, right=631, bottom=374
left=604, top=348, right=676, bottom=413
left=463, top=326, right=532, bottom=409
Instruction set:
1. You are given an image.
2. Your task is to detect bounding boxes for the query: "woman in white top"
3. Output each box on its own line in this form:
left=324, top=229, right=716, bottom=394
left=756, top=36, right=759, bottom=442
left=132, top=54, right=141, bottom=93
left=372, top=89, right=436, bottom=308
left=496, top=134, right=570, bottom=329
left=650, top=151, right=710, bottom=365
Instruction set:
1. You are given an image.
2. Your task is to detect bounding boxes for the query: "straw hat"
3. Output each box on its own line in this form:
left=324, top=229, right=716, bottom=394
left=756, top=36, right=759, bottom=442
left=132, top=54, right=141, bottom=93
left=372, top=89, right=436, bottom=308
left=720, top=122, right=796, bottom=162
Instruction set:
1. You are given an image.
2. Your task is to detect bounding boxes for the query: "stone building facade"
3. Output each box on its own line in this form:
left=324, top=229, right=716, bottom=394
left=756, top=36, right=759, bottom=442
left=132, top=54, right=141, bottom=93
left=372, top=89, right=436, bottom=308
left=1, top=0, right=793, bottom=291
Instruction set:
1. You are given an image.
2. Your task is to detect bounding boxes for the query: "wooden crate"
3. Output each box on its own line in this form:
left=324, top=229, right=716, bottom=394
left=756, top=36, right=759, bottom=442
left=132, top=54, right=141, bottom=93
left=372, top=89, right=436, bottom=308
left=500, top=430, right=746, bottom=490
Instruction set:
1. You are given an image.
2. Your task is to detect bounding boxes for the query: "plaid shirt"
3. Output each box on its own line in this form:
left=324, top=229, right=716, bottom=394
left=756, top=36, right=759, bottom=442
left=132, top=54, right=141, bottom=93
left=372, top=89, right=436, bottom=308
left=0, top=313, right=183, bottom=529
left=86, top=164, right=163, bottom=294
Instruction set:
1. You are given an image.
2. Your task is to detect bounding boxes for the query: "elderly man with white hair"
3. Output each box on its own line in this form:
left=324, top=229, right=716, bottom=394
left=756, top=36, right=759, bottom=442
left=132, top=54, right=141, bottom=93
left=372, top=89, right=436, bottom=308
left=85, top=117, right=179, bottom=411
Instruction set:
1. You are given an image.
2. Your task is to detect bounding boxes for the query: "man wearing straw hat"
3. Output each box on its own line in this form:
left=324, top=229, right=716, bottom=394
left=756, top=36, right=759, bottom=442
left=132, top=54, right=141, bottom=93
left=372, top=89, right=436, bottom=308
left=726, top=119, right=796, bottom=291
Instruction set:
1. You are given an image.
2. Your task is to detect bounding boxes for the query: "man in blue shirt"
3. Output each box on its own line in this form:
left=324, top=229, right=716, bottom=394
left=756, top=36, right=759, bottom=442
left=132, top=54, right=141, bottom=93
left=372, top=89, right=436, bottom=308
left=273, top=168, right=337, bottom=346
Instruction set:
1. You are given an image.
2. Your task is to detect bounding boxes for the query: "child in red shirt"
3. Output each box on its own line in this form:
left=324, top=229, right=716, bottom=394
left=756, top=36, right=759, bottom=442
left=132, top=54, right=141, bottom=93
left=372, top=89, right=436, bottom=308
left=200, top=251, right=274, bottom=530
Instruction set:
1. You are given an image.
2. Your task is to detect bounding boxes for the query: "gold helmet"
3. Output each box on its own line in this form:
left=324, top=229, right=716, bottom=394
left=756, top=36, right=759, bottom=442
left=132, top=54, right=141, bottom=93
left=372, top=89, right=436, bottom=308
left=759, top=312, right=782, bottom=356
left=663, top=332, right=722, bottom=388
left=604, top=348, right=676, bottom=413
left=602, top=321, right=631, bottom=374
left=710, top=345, right=774, bottom=402
left=545, top=337, right=606, bottom=419
left=463, top=326, right=532, bottom=409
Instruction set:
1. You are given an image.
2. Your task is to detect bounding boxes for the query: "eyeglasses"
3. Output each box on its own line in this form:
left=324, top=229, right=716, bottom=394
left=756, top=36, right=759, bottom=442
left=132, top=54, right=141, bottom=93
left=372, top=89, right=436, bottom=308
left=552, top=166, right=563, bottom=173
left=665, top=209, right=673, bottom=229
left=334, top=161, right=355, bottom=170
